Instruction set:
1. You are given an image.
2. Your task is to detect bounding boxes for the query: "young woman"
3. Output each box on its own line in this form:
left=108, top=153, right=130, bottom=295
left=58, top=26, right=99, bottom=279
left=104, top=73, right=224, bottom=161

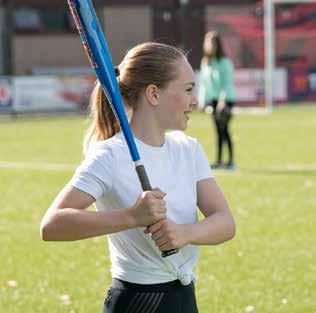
left=40, top=42, right=235, bottom=313
left=199, top=31, right=236, bottom=170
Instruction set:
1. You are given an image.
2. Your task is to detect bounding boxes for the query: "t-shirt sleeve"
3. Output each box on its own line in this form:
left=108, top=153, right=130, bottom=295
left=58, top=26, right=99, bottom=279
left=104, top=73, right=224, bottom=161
left=195, top=141, right=214, bottom=181
left=198, top=64, right=211, bottom=108
left=68, top=144, right=115, bottom=200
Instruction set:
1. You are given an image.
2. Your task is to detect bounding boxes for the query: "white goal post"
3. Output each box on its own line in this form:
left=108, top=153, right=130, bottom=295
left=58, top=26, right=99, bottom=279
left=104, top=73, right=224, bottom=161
left=264, top=0, right=316, bottom=111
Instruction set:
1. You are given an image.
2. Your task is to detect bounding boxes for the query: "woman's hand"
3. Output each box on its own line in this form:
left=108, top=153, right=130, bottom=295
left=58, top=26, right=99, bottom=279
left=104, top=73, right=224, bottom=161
left=216, top=99, right=226, bottom=113
left=144, top=219, right=190, bottom=251
left=130, top=188, right=167, bottom=228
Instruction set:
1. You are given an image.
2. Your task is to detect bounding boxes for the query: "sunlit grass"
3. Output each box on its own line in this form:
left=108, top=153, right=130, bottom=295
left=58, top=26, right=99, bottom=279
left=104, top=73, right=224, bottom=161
left=0, top=105, right=315, bottom=313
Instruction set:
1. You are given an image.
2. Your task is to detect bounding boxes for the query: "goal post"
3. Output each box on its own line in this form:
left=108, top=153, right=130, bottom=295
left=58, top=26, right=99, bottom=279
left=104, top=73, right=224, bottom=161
left=264, top=0, right=316, bottom=111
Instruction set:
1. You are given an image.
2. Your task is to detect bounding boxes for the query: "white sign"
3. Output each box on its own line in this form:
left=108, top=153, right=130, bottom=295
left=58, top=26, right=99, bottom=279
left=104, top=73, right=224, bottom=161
left=309, top=73, right=316, bottom=91
left=12, top=75, right=94, bottom=113
left=234, top=68, right=287, bottom=102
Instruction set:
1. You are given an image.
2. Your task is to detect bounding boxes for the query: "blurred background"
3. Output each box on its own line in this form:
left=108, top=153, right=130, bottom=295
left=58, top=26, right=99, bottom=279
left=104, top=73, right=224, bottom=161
left=1, top=0, right=316, bottom=112
left=0, top=1, right=315, bottom=313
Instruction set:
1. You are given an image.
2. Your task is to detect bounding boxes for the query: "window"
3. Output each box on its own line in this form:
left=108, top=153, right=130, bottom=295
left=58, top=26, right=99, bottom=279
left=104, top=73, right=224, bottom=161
left=14, top=7, right=75, bottom=33
left=14, top=7, right=43, bottom=31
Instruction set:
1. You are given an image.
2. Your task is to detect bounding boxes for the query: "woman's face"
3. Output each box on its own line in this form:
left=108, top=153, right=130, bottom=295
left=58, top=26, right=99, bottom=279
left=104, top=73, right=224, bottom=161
left=155, top=57, right=197, bottom=131
left=204, top=35, right=217, bottom=56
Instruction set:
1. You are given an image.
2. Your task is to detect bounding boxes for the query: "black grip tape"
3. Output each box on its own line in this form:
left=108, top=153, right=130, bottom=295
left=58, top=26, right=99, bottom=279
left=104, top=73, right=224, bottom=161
left=135, top=164, right=179, bottom=258
left=162, top=248, right=179, bottom=258
left=135, top=164, right=152, bottom=191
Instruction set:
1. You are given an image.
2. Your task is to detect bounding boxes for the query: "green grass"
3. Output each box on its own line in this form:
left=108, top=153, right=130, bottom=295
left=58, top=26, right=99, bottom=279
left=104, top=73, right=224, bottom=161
left=0, top=105, right=315, bottom=313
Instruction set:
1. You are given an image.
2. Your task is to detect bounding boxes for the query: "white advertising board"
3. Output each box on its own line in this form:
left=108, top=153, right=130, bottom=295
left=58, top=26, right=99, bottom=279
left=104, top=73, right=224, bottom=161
left=12, top=75, right=94, bottom=113
left=234, top=68, right=287, bottom=103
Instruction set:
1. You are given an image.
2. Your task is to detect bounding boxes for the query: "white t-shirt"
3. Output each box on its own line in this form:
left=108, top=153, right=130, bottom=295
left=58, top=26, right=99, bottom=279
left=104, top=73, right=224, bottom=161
left=68, top=131, right=213, bottom=285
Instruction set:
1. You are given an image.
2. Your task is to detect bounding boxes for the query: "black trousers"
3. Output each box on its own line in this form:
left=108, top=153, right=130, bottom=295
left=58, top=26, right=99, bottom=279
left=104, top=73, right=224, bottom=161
left=102, top=278, right=199, bottom=313
left=211, top=100, right=234, bottom=164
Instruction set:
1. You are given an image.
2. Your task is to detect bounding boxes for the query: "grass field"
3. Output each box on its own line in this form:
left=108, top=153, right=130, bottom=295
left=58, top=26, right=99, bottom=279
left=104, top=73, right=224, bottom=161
left=0, top=105, right=315, bottom=313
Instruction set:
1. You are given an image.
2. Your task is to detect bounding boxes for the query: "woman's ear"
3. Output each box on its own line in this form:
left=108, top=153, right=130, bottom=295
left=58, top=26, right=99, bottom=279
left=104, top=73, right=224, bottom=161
left=145, top=84, right=159, bottom=106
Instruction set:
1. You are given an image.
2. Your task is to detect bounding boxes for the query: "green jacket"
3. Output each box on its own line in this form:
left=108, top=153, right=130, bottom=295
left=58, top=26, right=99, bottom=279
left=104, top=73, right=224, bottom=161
left=198, top=57, right=235, bottom=106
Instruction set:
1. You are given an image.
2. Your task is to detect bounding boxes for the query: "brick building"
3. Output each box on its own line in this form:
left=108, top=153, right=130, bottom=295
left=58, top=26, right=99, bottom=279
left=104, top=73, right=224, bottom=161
left=0, top=0, right=257, bottom=74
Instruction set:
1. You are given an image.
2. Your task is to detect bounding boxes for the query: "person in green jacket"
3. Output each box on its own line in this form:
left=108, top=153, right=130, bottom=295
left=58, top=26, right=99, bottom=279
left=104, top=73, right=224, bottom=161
left=198, top=31, right=235, bottom=170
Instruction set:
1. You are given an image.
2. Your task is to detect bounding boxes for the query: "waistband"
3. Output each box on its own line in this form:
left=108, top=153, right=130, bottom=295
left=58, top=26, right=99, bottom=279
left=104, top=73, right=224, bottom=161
left=111, top=278, right=192, bottom=292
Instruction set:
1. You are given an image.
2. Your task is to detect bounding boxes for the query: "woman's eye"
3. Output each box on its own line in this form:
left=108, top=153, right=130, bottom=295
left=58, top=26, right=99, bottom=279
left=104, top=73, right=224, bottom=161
left=186, top=88, right=193, bottom=92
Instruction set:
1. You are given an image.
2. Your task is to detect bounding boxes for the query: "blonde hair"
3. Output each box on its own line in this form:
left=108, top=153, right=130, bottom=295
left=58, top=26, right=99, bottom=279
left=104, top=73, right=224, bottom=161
left=83, top=42, right=185, bottom=154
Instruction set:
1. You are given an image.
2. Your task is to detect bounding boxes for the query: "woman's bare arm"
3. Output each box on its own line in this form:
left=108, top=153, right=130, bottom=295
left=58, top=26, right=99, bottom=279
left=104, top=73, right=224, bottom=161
left=40, top=185, right=166, bottom=241
left=188, top=178, right=236, bottom=245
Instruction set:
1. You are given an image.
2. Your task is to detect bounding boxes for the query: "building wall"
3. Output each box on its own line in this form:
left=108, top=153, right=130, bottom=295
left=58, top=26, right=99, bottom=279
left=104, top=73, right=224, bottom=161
left=12, top=5, right=152, bottom=74
left=103, top=5, right=152, bottom=65
left=11, top=0, right=256, bottom=6
left=13, top=34, right=88, bottom=74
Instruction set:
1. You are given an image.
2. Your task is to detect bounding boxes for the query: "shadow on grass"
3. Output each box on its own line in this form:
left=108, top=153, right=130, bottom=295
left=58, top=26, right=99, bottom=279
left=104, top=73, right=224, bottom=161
left=212, top=166, right=316, bottom=177
left=242, top=167, right=316, bottom=177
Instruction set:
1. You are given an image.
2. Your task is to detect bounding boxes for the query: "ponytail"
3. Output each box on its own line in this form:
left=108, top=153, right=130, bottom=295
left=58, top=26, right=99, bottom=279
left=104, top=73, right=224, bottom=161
left=83, top=82, right=120, bottom=155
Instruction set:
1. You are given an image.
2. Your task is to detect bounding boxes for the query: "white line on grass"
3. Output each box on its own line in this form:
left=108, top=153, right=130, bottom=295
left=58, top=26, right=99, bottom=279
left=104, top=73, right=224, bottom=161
left=1, top=161, right=315, bottom=174
left=267, top=164, right=316, bottom=171
left=0, top=161, right=76, bottom=171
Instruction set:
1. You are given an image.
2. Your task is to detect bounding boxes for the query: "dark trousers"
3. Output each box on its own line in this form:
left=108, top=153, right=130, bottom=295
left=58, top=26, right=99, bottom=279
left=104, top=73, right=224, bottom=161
left=211, top=100, right=234, bottom=164
left=103, top=278, right=199, bottom=313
